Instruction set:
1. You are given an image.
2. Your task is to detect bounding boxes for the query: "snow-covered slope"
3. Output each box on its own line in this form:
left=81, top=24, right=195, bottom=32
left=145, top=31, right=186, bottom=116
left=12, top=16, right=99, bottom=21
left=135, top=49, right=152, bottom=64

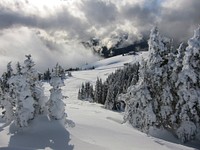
left=0, top=52, right=199, bottom=150
left=83, top=52, right=148, bottom=70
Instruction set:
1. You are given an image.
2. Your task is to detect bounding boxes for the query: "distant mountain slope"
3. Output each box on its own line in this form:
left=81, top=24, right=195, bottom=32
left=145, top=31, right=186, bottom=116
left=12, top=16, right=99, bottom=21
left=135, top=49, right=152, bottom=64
left=82, top=51, right=148, bottom=70
left=82, top=38, right=148, bottom=58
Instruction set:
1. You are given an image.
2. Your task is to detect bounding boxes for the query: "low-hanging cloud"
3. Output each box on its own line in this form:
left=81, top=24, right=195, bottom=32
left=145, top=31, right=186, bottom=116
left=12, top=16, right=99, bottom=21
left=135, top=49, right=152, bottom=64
left=0, top=27, right=100, bottom=74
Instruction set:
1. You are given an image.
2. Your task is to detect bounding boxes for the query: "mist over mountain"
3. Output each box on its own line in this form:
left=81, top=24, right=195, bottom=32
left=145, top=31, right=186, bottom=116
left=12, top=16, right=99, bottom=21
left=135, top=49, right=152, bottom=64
left=82, top=36, right=148, bottom=57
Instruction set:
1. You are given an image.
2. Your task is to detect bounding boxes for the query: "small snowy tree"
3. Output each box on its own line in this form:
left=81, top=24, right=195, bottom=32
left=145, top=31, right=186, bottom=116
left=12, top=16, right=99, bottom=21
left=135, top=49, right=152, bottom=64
left=9, top=75, right=35, bottom=127
left=47, top=64, right=66, bottom=120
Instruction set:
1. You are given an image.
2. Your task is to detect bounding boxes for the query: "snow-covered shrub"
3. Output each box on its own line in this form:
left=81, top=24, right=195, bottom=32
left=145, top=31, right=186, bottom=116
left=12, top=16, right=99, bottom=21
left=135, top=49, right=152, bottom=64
left=176, top=121, right=197, bottom=143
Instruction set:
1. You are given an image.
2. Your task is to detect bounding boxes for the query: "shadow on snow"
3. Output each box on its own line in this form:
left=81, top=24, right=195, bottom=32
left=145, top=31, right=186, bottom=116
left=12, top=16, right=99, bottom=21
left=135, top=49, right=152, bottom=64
left=7, top=116, right=74, bottom=150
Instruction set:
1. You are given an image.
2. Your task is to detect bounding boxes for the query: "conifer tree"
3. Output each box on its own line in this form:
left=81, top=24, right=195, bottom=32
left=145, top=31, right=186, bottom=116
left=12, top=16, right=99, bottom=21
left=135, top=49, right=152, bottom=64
left=7, top=62, right=13, bottom=79
left=78, top=82, right=94, bottom=102
left=16, top=62, right=22, bottom=75
left=94, top=78, right=103, bottom=103
left=175, top=26, right=200, bottom=142
left=124, top=59, right=156, bottom=131
left=104, top=86, right=115, bottom=110
left=0, top=62, right=15, bottom=123
left=78, top=89, right=82, bottom=100
left=48, top=64, right=66, bottom=120
left=12, top=75, right=35, bottom=127
left=102, top=82, right=108, bottom=105
left=22, top=55, right=47, bottom=116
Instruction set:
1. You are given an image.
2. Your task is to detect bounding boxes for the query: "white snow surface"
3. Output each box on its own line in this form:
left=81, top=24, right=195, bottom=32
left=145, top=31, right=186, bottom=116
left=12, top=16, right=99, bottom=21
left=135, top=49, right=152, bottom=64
left=0, top=52, right=199, bottom=150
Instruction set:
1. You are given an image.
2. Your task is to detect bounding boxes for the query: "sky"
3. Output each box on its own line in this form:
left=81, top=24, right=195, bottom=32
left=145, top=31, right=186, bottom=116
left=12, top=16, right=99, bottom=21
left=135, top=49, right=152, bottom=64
left=0, top=0, right=199, bottom=74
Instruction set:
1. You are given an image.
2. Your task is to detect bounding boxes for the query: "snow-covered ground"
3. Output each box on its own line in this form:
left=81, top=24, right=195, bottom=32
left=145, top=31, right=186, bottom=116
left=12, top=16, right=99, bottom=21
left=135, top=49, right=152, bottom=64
left=0, top=52, right=199, bottom=150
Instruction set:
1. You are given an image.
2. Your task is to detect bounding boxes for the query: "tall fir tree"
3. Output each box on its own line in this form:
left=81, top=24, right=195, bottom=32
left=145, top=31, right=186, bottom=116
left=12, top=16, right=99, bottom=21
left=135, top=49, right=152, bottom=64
left=175, top=26, right=200, bottom=142
left=124, top=59, right=156, bottom=131
left=94, top=78, right=103, bottom=103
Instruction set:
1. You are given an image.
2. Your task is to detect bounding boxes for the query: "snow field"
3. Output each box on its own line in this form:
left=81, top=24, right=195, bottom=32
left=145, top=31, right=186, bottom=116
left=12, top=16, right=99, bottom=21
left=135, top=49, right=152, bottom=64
left=0, top=52, right=199, bottom=150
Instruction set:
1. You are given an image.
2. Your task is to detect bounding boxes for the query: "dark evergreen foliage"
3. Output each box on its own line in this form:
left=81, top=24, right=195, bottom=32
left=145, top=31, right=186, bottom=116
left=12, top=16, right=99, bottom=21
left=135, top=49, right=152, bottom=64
left=78, top=82, right=94, bottom=101
left=91, top=62, right=140, bottom=111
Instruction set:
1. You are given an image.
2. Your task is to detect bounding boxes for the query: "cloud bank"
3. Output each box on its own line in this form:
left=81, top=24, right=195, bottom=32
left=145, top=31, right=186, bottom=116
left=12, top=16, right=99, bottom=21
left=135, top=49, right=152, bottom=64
left=0, top=0, right=199, bottom=73
left=0, top=27, right=99, bottom=74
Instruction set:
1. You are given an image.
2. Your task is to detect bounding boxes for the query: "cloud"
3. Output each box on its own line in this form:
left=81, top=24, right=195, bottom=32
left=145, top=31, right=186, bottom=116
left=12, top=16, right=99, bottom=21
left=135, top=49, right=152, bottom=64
left=0, top=0, right=199, bottom=74
left=0, top=27, right=100, bottom=74
left=0, top=0, right=199, bottom=42
left=159, top=0, right=200, bottom=42
left=80, top=0, right=118, bottom=26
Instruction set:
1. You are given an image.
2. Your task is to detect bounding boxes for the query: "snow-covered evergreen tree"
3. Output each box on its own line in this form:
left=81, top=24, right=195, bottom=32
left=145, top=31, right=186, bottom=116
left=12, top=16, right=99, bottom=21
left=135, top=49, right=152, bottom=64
left=124, top=59, right=157, bottom=131
left=47, top=64, right=66, bottom=120
left=102, top=82, right=108, bottom=105
left=0, top=62, right=15, bottom=123
left=58, top=64, right=66, bottom=80
left=16, top=62, right=22, bottom=75
left=78, top=82, right=94, bottom=101
left=78, top=88, right=82, bottom=100
left=9, top=74, right=35, bottom=127
left=123, top=26, right=200, bottom=142
left=7, top=62, right=13, bottom=79
left=170, top=43, right=185, bottom=84
left=0, top=56, right=47, bottom=127
left=94, top=78, right=103, bottom=103
left=124, top=27, right=175, bottom=132
left=146, top=27, right=174, bottom=128
left=80, top=83, right=85, bottom=100
left=22, top=55, right=47, bottom=116
left=0, top=87, right=14, bottom=123
left=175, top=26, right=200, bottom=142
left=104, top=86, right=115, bottom=110
left=0, top=83, right=3, bottom=108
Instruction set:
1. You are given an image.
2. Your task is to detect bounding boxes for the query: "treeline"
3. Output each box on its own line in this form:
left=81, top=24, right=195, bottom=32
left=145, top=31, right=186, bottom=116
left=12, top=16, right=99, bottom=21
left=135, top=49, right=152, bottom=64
left=42, top=65, right=66, bottom=81
left=78, top=63, right=140, bottom=111
left=123, top=27, right=200, bottom=143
